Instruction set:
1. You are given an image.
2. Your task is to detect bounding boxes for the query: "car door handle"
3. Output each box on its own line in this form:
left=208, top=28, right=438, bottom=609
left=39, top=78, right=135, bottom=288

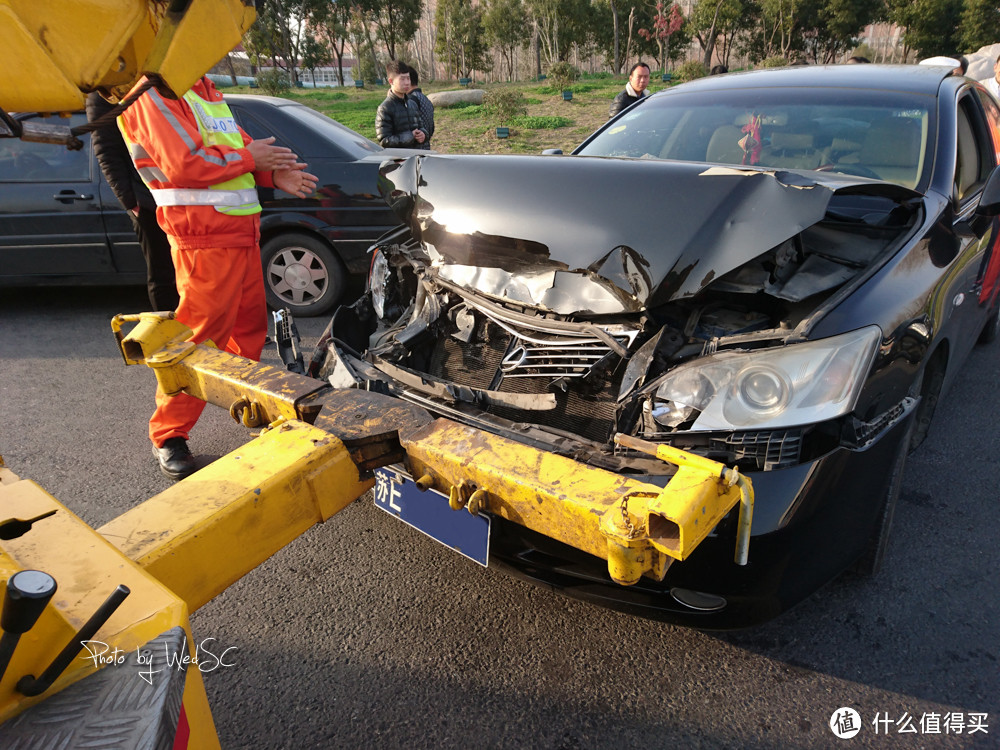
left=52, top=190, right=93, bottom=203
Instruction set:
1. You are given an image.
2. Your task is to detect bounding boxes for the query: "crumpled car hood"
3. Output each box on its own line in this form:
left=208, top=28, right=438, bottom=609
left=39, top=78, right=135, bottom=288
left=379, top=154, right=920, bottom=314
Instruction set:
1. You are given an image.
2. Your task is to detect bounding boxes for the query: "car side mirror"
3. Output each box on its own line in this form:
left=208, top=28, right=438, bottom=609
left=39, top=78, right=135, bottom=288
left=541, top=149, right=563, bottom=155
left=975, top=166, right=1000, bottom=217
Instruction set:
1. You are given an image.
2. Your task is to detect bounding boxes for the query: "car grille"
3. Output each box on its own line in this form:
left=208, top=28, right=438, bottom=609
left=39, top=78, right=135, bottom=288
left=481, top=308, right=633, bottom=379
left=424, top=304, right=636, bottom=443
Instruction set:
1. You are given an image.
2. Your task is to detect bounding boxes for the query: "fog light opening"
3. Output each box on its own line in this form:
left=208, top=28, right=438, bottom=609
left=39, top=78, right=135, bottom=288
left=670, top=587, right=727, bottom=612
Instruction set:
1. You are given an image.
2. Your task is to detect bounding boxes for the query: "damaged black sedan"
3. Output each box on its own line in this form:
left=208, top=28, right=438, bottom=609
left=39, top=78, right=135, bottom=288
left=315, top=66, right=1000, bottom=628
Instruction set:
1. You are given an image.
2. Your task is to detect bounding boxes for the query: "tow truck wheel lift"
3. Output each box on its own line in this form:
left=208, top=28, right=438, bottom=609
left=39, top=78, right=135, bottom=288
left=0, top=312, right=753, bottom=746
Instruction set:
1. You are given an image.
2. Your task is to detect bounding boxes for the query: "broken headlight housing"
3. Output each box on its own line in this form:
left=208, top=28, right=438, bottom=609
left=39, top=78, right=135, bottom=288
left=647, top=326, right=881, bottom=431
left=368, top=247, right=391, bottom=319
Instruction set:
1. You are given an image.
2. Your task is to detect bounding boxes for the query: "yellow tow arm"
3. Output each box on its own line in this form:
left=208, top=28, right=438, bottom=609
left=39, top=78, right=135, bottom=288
left=110, top=312, right=755, bottom=587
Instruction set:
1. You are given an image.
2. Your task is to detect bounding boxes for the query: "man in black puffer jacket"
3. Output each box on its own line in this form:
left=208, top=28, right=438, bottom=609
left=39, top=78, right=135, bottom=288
left=375, top=60, right=429, bottom=149
left=86, top=92, right=179, bottom=310
left=608, top=62, right=651, bottom=119
left=406, top=64, right=435, bottom=149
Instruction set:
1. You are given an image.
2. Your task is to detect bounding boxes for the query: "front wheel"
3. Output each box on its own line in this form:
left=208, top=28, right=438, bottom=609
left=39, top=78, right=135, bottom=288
left=854, top=422, right=910, bottom=576
left=909, top=360, right=944, bottom=453
left=261, top=232, right=345, bottom=317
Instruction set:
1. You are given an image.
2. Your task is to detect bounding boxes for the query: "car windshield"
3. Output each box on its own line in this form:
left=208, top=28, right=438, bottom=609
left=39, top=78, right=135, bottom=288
left=282, top=104, right=383, bottom=158
left=577, top=87, right=935, bottom=190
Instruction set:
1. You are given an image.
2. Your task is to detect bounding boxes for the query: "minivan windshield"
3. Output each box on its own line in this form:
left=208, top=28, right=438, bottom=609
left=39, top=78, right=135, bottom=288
left=577, top=87, right=934, bottom=190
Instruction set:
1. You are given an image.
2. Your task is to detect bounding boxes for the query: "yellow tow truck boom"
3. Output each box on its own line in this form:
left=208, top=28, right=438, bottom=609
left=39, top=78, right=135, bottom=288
left=2, top=0, right=254, bottom=114
left=0, top=2, right=753, bottom=745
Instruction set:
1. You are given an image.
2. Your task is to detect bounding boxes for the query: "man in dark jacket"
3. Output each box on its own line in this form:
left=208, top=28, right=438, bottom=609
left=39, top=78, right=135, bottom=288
left=609, top=62, right=651, bottom=119
left=375, top=61, right=428, bottom=149
left=86, top=92, right=178, bottom=310
left=406, top=64, right=435, bottom=149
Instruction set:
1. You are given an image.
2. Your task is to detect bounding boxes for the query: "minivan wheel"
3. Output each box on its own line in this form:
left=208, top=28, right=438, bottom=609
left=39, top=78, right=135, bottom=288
left=261, top=232, right=345, bottom=317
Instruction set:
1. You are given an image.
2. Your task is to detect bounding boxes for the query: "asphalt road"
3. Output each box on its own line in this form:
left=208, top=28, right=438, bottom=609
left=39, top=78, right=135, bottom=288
left=1, top=285, right=997, bottom=749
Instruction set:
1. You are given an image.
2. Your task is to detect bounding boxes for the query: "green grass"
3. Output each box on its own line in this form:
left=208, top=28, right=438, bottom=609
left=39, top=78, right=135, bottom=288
left=509, top=116, right=573, bottom=129
left=535, top=82, right=609, bottom=95
left=451, top=104, right=486, bottom=119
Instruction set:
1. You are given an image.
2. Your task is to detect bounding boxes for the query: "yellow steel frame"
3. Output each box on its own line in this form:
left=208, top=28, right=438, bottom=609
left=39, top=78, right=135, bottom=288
left=0, top=468, right=220, bottom=747
left=99, top=420, right=370, bottom=612
left=110, top=312, right=754, bottom=586
left=1, top=0, right=255, bottom=113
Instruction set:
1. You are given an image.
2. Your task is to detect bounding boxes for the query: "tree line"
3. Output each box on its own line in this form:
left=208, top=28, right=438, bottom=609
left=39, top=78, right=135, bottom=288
left=240, top=0, right=999, bottom=85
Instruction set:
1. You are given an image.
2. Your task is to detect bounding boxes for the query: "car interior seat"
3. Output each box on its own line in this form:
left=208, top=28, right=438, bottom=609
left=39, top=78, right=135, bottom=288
left=706, top=119, right=750, bottom=165
left=827, top=137, right=863, bottom=165
left=758, top=132, right=824, bottom=170
left=857, top=117, right=922, bottom=186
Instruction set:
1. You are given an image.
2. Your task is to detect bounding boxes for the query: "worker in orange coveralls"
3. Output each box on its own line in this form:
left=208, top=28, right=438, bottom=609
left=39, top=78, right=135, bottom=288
left=118, top=75, right=318, bottom=480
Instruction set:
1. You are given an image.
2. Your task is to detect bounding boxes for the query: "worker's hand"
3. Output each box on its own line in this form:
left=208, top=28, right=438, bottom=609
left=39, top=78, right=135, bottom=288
left=413, top=129, right=426, bottom=144
left=246, top=137, right=298, bottom=171
left=273, top=163, right=318, bottom=198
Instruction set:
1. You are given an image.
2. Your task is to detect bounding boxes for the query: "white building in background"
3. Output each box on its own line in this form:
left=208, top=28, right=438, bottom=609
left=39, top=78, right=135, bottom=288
left=858, top=23, right=907, bottom=63
left=256, top=62, right=360, bottom=87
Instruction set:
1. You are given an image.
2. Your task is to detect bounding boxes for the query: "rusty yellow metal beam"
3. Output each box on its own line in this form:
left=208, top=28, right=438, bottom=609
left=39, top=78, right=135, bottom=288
left=400, top=420, right=750, bottom=586
left=615, top=434, right=755, bottom=565
left=113, top=313, right=330, bottom=427
left=99, top=420, right=370, bottom=612
left=111, top=311, right=753, bottom=587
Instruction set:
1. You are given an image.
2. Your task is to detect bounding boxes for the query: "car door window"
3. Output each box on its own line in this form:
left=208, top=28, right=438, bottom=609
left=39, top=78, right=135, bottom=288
left=0, top=133, right=90, bottom=182
left=975, top=88, right=1000, bottom=166
left=955, top=96, right=992, bottom=204
left=229, top=107, right=293, bottom=151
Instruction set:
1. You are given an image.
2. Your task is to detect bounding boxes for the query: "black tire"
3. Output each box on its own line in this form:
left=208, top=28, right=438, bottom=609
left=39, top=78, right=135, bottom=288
left=977, top=299, right=1000, bottom=345
left=854, top=423, right=910, bottom=576
left=261, top=232, right=345, bottom=317
left=908, top=358, right=944, bottom=453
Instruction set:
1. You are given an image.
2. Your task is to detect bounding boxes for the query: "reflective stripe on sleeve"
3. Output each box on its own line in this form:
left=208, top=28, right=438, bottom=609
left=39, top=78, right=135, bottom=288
left=138, top=166, right=169, bottom=183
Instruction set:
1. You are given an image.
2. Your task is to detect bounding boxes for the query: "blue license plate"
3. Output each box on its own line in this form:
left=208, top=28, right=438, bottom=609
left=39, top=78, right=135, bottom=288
left=374, top=468, right=491, bottom=567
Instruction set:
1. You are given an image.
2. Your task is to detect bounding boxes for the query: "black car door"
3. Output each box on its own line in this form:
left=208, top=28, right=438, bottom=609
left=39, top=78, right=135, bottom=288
left=0, top=114, right=113, bottom=277
left=951, top=92, right=999, bottom=356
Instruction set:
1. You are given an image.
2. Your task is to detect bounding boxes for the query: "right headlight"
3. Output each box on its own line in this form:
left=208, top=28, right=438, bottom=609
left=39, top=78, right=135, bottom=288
left=648, top=326, right=881, bottom=432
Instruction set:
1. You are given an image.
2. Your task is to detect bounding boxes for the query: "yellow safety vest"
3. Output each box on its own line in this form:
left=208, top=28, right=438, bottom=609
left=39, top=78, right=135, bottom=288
left=178, top=90, right=261, bottom=216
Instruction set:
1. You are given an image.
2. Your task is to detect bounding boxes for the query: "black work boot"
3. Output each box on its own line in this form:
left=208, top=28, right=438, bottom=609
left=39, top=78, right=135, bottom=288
left=152, top=437, right=197, bottom=480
